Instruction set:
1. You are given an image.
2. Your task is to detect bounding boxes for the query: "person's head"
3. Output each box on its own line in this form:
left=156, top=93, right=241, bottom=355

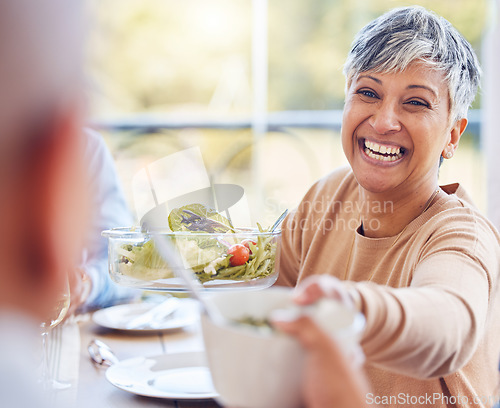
left=343, top=6, right=481, bottom=126
left=0, top=0, right=88, bottom=320
left=340, top=6, right=480, bottom=195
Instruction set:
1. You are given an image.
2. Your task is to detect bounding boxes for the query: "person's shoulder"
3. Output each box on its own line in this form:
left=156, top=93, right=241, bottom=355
left=84, top=127, right=107, bottom=151
left=441, top=182, right=478, bottom=209
left=420, top=194, right=500, bottom=283
left=83, top=127, right=118, bottom=172
left=439, top=183, right=496, bottom=229
left=307, top=166, right=356, bottom=198
left=290, top=166, right=357, bottom=221
left=427, top=183, right=500, bottom=251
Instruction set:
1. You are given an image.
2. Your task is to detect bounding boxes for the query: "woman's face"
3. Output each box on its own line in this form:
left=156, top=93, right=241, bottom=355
left=341, top=61, right=460, bottom=195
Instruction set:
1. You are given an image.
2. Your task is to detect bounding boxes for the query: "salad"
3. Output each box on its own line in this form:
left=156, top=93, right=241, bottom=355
left=115, top=204, right=280, bottom=284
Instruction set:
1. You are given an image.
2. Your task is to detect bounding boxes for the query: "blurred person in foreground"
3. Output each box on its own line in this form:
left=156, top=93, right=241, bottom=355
left=277, top=6, right=500, bottom=408
left=0, top=0, right=88, bottom=406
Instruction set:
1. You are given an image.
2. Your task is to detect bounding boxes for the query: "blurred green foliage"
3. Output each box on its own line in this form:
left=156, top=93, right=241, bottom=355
left=87, top=0, right=487, bottom=117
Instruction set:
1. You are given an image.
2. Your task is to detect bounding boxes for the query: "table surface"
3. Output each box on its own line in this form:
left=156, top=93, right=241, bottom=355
left=52, top=305, right=222, bottom=408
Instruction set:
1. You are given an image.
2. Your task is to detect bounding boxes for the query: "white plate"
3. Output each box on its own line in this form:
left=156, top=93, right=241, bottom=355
left=92, top=299, right=199, bottom=333
left=105, top=352, right=217, bottom=400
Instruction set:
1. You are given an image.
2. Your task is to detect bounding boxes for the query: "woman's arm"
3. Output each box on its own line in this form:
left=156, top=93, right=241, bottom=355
left=297, top=223, right=499, bottom=379
left=356, top=214, right=499, bottom=378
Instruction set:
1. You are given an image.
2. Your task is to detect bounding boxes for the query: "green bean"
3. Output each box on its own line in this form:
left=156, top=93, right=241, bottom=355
left=244, top=256, right=258, bottom=276
left=255, top=258, right=271, bottom=276
left=191, top=261, right=212, bottom=273
left=252, top=236, right=266, bottom=266
left=196, top=271, right=214, bottom=283
left=229, top=266, right=248, bottom=279
left=217, top=264, right=246, bottom=277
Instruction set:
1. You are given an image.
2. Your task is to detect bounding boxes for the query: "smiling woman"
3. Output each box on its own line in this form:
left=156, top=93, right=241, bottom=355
left=277, top=6, right=500, bottom=408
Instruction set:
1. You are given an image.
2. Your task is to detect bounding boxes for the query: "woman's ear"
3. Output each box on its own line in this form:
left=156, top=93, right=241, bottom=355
left=442, top=118, right=467, bottom=159
left=452, top=118, right=468, bottom=146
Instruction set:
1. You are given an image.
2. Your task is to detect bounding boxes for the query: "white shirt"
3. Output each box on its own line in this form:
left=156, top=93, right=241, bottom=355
left=82, top=129, right=139, bottom=310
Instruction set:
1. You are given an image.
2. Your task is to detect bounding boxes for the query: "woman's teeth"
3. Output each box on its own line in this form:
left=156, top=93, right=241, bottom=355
left=364, top=140, right=403, bottom=162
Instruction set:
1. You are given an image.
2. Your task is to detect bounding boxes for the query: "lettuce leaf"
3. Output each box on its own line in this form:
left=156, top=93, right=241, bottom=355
left=168, top=203, right=234, bottom=233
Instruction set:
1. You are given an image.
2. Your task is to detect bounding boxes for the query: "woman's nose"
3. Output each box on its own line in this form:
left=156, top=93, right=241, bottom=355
left=368, top=102, right=401, bottom=134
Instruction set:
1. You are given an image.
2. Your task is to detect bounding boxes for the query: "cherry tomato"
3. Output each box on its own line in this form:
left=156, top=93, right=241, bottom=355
left=241, top=239, right=257, bottom=254
left=228, top=244, right=250, bottom=266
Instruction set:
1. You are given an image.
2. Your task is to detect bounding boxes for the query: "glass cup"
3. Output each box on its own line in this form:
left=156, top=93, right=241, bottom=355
left=39, top=276, right=71, bottom=391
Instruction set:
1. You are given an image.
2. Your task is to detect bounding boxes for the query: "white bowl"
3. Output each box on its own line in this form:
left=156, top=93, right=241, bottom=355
left=200, top=287, right=365, bottom=408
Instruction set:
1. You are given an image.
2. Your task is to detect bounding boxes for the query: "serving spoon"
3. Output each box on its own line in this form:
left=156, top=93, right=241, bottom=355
left=270, top=209, right=288, bottom=232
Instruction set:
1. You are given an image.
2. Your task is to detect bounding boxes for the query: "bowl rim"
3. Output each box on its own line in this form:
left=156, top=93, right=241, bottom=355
left=101, top=226, right=282, bottom=239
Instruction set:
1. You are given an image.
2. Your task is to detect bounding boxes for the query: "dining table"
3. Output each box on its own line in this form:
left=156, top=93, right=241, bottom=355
left=47, top=300, right=223, bottom=408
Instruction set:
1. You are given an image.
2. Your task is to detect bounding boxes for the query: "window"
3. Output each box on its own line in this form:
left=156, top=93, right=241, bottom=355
left=87, top=0, right=488, bottom=224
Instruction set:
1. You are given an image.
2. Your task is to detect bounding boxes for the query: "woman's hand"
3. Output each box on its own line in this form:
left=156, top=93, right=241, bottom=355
left=272, top=313, right=369, bottom=408
left=293, top=275, right=357, bottom=309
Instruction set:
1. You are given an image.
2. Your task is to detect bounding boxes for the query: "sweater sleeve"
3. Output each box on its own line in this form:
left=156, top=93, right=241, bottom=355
left=351, top=211, right=500, bottom=379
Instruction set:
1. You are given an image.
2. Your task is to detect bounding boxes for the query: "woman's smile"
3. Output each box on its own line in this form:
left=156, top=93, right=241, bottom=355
left=359, top=138, right=406, bottom=165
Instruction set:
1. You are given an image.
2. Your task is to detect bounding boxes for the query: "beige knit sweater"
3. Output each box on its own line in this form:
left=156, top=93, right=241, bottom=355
left=277, top=167, right=500, bottom=408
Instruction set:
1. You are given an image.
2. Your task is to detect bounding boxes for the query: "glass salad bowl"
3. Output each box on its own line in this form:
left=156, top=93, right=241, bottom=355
left=102, top=227, right=281, bottom=291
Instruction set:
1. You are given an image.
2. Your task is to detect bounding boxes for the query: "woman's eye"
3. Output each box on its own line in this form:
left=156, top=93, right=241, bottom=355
left=406, top=99, right=429, bottom=108
left=357, top=89, right=378, bottom=99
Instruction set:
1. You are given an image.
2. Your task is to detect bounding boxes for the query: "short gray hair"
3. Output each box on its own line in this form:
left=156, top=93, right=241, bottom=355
left=343, top=6, right=481, bottom=123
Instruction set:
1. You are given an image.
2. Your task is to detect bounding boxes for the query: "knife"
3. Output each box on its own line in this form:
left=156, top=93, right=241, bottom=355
left=125, top=297, right=181, bottom=330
